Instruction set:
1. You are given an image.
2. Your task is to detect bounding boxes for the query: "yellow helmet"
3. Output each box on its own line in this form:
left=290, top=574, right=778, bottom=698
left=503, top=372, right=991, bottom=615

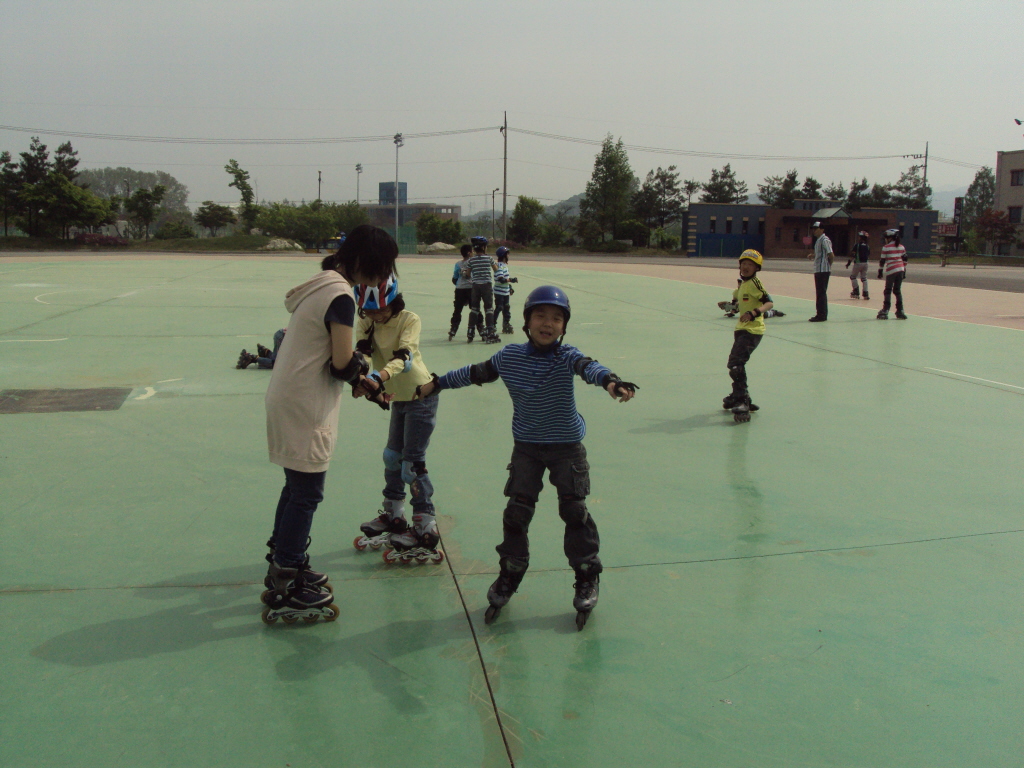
left=739, top=249, right=763, bottom=267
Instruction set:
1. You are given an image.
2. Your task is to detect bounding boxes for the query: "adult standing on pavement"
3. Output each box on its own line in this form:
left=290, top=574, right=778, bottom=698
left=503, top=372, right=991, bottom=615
left=806, top=221, right=833, bottom=322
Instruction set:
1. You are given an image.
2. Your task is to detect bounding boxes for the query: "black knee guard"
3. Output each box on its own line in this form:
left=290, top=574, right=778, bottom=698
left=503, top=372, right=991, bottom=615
left=503, top=496, right=536, bottom=531
left=558, top=495, right=590, bottom=527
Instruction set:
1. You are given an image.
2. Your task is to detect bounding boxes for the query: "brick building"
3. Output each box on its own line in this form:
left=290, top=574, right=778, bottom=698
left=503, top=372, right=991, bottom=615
left=994, top=149, right=1024, bottom=254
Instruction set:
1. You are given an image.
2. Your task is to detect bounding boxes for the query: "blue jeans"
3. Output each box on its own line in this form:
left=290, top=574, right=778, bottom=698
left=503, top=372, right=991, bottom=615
left=258, top=329, right=286, bottom=369
left=270, top=468, right=326, bottom=567
left=382, top=395, right=438, bottom=515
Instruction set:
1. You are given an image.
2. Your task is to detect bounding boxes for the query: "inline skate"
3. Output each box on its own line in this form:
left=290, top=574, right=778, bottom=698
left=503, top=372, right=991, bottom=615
left=354, top=500, right=409, bottom=550
left=260, top=561, right=338, bottom=625
left=382, top=514, right=444, bottom=564
left=484, top=558, right=528, bottom=624
left=264, top=538, right=331, bottom=592
left=572, top=561, right=602, bottom=631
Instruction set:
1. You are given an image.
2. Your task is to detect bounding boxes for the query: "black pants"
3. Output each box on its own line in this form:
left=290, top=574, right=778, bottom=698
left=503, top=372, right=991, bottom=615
left=882, top=273, right=904, bottom=313
left=449, top=287, right=471, bottom=332
left=270, top=468, right=326, bottom=567
left=813, top=272, right=830, bottom=319
left=494, top=293, right=511, bottom=327
left=727, top=330, right=762, bottom=398
left=469, top=283, right=495, bottom=334
left=497, top=441, right=600, bottom=571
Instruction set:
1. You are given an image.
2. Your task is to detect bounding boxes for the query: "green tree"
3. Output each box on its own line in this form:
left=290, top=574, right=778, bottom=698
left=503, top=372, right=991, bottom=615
left=846, top=178, right=870, bottom=211
left=416, top=212, right=463, bottom=244
left=124, top=185, right=167, bottom=240
left=539, top=204, right=577, bottom=247
left=890, top=165, right=932, bottom=209
left=757, top=169, right=800, bottom=208
left=974, top=208, right=1019, bottom=254
left=961, top=166, right=995, bottom=234
left=323, top=201, right=369, bottom=235
left=578, top=135, right=637, bottom=243
left=800, top=176, right=824, bottom=201
left=256, top=202, right=334, bottom=244
left=681, top=179, right=702, bottom=208
left=507, top=196, right=545, bottom=244
left=633, top=166, right=684, bottom=229
left=822, top=181, right=847, bottom=202
left=53, top=142, right=80, bottom=182
left=17, top=136, right=51, bottom=235
left=225, top=159, right=258, bottom=231
left=866, top=183, right=892, bottom=208
left=699, top=164, right=748, bottom=203
left=154, top=217, right=196, bottom=239
left=0, top=151, right=19, bottom=236
left=194, top=201, right=237, bottom=237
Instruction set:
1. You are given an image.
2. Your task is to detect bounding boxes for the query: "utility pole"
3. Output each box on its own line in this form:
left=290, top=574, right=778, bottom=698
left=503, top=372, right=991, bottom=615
left=492, top=187, right=500, bottom=240
left=317, top=170, right=322, bottom=202
left=501, top=111, right=508, bottom=238
left=393, top=133, right=404, bottom=239
left=923, top=141, right=929, bottom=187
left=355, top=163, right=362, bottom=204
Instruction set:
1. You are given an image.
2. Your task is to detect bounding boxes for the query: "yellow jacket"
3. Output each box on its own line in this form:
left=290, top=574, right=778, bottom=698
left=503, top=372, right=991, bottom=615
left=356, top=310, right=432, bottom=402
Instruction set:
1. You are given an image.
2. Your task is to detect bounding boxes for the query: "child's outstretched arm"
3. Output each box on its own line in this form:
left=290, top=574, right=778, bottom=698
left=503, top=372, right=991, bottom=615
left=568, top=349, right=638, bottom=403
left=415, top=352, right=502, bottom=399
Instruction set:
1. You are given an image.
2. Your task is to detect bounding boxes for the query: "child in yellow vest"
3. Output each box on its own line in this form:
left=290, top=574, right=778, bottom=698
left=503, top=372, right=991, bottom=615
left=723, top=250, right=774, bottom=423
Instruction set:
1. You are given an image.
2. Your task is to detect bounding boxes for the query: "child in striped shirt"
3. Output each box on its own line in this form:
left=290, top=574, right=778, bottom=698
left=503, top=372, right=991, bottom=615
left=493, top=246, right=518, bottom=334
left=876, top=229, right=908, bottom=320
left=462, top=235, right=499, bottom=343
left=415, top=285, right=638, bottom=630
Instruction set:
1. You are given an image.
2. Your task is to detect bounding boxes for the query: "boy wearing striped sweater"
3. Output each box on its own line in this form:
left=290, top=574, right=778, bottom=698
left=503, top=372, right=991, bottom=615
left=493, top=246, right=518, bottom=334
left=416, top=285, right=638, bottom=630
left=463, top=235, right=499, bottom=343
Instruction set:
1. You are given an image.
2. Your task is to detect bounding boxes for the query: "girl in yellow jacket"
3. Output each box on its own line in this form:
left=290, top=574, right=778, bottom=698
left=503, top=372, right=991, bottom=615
left=350, top=276, right=444, bottom=564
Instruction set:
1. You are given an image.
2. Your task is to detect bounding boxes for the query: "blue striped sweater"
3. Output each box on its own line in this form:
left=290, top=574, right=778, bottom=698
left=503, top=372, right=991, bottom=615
left=437, top=342, right=614, bottom=443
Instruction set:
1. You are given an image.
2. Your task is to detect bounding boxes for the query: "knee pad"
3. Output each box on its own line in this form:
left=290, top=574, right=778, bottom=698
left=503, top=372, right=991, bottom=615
left=729, top=365, right=745, bottom=382
left=558, top=495, right=590, bottom=527
left=504, top=495, right=536, bottom=529
left=400, top=459, right=425, bottom=485
left=383, top=447, right=402, bottom=472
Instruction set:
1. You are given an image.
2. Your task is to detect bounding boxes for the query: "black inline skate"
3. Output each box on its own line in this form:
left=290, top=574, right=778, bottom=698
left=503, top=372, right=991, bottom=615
left=850, top=289, right=860, bottom=299
left=502, top=323, right=515, bottom=335
left=236, top=350, right=258, bottom=369
left=354, top=500, right=409, bottom=551
left=722, top=393, right=759, bottom=414
left=260, top=561, right=338, bottom=625
left=729, top=395, right=755, bottom=423
left=256, top=343, right=273, bottom=358
left=484, top=558, right=528, bottom=624
left=876, top=309, right=888, bottom=320
left=483, top=327, right=501, bottom=344
left=572, top=561, right=602, bottom=631
left=895, top=310, right=907, bottom=320
left=264, top=538, right=331, bottom=592
left=382, top=514, right=444, bottom=565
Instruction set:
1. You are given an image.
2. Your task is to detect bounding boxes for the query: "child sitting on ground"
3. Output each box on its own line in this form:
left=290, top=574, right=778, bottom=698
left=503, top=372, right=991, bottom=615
left=416, top=285, right=638, bottom=631
left=236, top=329, right=286, bottom=369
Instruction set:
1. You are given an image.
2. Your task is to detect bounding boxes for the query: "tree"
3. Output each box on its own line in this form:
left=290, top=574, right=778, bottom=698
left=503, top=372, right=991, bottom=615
left=256, top=201, right=334, bottom=244
left=800, top=176, right=824, bottom=201
left=681, top=179, right=702, bottom=208
left=225, top=159, right=258, bottom=231
left=962, top=166, right=995, bottom=234
left=323, top=201, right=369, bottom=235
left=17, top=137, right=51, bottom=235
left=578, top=135, right=637, bottom=243
left=194, top=201, right=237, bottom=237
left=822, top=181, right=847, bottom=202
left=124, top=185, right=167, bottom=240
left=154, top=217, right=196, bottom=239
left=846, top=178, right=870, bottom=211
left=507, top=196, right=545, bottom=244
left=539, top=204, right=576, bottom=247
left=974, top=208, right=1019, bottom=254
left=699, top=164, right=748, bottom=203
left=866, top=183, right=893, bottom=208
left=53, top=142, right=80, bottom=182
left=76, top=168, right=190, bottom=213
left=758, top=169, right=800, bottom=208
left=415, top=212, right=463, bottom=244
left=890, top=165, right=932, bottom=209
left=633, top=166, right=684, bottom=229
left=0, top=151, right=18, bottom=236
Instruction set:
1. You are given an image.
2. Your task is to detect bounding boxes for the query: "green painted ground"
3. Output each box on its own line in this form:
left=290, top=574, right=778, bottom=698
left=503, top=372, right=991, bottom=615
left=1, top=257, right=1023, bottom=768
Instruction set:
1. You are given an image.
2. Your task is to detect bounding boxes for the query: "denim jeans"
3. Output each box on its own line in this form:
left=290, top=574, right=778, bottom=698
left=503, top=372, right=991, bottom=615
left=270, top=467, right=326, bottom=567
left=258, top=328, right=286, bottom=369
left=497, top=441, right=600, bottom=570
left=383, top=395, right=439, bottom=515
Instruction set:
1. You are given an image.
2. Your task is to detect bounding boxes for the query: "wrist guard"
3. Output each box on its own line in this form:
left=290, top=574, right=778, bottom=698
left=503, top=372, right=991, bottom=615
left=391, top=348, right=412, bottom=373
left=355, top=338, right=373, bottom=356
left=415, top=373, right=440, bottom=399
left=330, top=351, right=369, bottom=385
left=603, top=373, right=638, bottom=396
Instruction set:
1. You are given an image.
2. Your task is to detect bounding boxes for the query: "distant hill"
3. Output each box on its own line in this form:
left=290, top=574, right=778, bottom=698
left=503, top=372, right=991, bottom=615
left=930, top=185, right=967, bottom=218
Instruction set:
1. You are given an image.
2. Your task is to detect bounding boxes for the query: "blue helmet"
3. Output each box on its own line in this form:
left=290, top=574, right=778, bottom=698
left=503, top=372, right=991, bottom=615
left=495, top=246, right=509, bottom=259
left=470, top=235, right=488, bottom=248
left=355, top=274, right=399, bottom=310
left=523, top=285, right=571, bottom=325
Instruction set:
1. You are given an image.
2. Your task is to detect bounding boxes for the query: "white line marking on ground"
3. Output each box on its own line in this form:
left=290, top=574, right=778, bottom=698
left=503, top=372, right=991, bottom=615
left=134, top=387, right=157, bottom=400
left=157, top=378, right=183, bottom=383
left=925, top=368, right=1024, bottom=391
left=579, top=322, right=604, bottom=325
left=34, top=290, right=73, bottom=304
left=0, top=338, right=68, bottom=343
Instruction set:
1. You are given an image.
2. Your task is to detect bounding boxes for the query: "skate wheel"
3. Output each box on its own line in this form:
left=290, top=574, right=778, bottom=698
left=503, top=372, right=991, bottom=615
left=431, top=550, right=445, bottom=564
left=382, top=549, right=398, bottom=564
left=575, top=611, right=590, bottom=631
left=353, top=536, right=367, bottom=551
left=260, top=607, right=277, bottom=625
left=282, top=614, right=299, bottom=624
left=734, top=413, right=750, bottom=423
left=260, top=589, right=275, bottom=607
left=323, top=604, right=340, bottom=622
left=484, top=605, right=501, bottom=624
left=303, top=614, right=320, bottom=624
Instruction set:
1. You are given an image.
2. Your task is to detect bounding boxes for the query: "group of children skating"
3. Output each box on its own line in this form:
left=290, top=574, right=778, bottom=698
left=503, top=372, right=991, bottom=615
left=259, top=226, right=636, bottom=631
left=448, top=236, right=518, bottom=342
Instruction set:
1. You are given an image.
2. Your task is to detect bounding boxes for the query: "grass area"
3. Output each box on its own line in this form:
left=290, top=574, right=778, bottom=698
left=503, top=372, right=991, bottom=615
left=125, top=234, right=274, bottom=252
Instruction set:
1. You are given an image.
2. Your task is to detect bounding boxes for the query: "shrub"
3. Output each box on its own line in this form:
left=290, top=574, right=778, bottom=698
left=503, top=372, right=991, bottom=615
left=154, top=219, right=196, bottom=240
left=592, top=240, right=631, bottom=253
left=74, top=232, right=128, bottom=247
left=652, top=228, right=679, bottom=250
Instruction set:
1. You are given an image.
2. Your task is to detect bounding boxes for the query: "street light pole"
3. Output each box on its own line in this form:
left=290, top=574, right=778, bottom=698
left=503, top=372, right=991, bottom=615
left=492, top=187, right=500, bottom=240
left=355, top=163, right=362, bottom=204
left=318, top=170, right=322, bottom=203
left=393, top=133, right=404, bottom=240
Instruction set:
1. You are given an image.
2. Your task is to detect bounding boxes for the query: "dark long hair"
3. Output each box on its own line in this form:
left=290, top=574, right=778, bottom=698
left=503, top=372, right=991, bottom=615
left=321, top=224, right=398, bottom=283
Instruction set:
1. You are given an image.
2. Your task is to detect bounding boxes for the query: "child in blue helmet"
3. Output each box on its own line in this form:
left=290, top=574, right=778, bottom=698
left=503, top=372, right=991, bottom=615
left=448, top=244, right=473, bottom=341
left=416, top=285, right=638, bottom=630
left=493, top=246, right=518, bottom=334
left=463, top=235, right=499, bottom=343
left=350, top=275, right=443, bottom=564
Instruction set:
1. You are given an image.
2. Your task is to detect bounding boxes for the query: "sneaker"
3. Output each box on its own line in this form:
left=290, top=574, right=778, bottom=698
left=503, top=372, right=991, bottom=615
left=236, top=350, right=258, bottom=368
left=808, top=316, right=827, bottom=322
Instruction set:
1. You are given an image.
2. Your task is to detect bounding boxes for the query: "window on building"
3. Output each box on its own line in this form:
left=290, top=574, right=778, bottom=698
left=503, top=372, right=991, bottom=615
left=1011, top=170, right=1024, bottom=186
left=913, top=224, right=920, bottom=239
left=792, top=229, right=799, bottom=243
left=709, top=218, right=716, bottom=234
left=898, top=224, right=905, bottom=238
left=725, top=219, right=733, bottom=234
left=775, top=227, right=782, bottom=242
left=758, top=219, right=765, bottom=235
left=741, top=219, right=749, bottom=235
left=1009, top=207, right=1023, bottom=224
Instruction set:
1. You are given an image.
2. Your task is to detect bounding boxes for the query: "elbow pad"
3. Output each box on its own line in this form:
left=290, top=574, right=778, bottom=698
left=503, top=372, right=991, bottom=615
left=469, top=360, right=499, bottom=386
left=355, top=338, right=373, bottom=356
left=573, top=356, right=597, bottom=378
left=391, top=348, right=413, bottom=373
left=330, top=350, right=369, bottom=385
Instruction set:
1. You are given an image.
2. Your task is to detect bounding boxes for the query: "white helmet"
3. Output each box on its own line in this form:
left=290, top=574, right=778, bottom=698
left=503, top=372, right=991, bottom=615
left=884, top=228, right=899, bottom=238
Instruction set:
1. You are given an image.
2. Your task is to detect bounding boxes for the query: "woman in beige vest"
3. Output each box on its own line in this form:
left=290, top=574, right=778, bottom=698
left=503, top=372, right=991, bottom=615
left=261, top=225, right=397, bottom=625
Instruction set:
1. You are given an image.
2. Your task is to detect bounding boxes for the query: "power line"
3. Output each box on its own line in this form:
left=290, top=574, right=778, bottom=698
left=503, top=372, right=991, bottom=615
left=0, top=124, right=499, bottom=145
left=930, top=155, right=985, bottom=169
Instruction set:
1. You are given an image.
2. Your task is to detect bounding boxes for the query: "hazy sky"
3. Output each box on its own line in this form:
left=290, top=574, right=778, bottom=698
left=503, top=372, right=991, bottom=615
left=2, top=1, right=1021, bottom=216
